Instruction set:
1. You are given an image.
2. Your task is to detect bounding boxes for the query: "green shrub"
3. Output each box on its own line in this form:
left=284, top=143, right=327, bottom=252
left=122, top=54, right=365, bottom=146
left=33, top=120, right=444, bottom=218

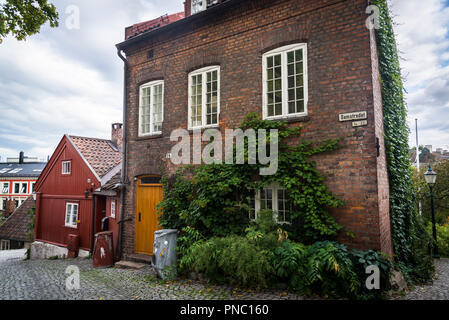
left=426, top=223, right=449, bottom=257
left=180, top=236, right=274, bottom=288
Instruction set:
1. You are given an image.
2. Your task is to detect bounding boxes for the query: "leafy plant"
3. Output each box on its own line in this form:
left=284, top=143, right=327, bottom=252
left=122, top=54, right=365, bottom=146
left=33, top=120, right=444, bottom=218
left=0, top=0, right=59, bottom=42
left=372, top=0, right=434, bottom=283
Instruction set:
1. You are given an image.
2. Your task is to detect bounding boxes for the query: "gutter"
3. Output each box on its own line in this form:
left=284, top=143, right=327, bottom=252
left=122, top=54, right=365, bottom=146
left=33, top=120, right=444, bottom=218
left=116, top=48, right=129, bottom=260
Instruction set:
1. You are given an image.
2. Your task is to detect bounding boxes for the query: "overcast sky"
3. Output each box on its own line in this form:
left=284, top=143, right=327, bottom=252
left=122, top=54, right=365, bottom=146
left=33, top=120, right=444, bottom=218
left=0, top=0, right=448, bottom=161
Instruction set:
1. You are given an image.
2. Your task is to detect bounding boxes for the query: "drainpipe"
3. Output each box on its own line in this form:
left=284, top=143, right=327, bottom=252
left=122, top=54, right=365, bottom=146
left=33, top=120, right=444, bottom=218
left=116, top=47, right=129, bottom=260
left=90, top=193, right=96, bottom=253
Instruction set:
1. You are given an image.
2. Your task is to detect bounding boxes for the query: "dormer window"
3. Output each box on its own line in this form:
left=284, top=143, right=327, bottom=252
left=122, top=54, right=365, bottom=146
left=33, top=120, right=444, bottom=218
left=191, top=0, right=218, bottom=14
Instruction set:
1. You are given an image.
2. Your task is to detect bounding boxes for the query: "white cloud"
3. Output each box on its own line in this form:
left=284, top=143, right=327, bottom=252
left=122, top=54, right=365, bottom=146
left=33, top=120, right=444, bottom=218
left=391, top=0, right=449, bottom=149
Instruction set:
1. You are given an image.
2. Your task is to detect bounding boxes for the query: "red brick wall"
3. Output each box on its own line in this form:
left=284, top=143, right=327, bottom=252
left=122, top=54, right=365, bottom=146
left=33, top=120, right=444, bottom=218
left=120, top=0, right=393, bottom=257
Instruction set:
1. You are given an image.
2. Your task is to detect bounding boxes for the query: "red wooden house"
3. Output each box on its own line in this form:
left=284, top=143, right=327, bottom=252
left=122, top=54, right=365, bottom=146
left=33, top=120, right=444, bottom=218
left=32, top=124, right=122, bottom=259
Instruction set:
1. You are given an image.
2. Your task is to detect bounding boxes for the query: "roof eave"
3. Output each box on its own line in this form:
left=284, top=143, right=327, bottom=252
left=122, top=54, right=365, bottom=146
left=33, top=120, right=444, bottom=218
left=116, top=0, right=245, bottom=51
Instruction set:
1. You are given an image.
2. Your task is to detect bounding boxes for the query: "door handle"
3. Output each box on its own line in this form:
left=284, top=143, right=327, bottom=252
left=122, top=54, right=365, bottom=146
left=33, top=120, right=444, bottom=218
left=138, top=212, right=141, bottom=222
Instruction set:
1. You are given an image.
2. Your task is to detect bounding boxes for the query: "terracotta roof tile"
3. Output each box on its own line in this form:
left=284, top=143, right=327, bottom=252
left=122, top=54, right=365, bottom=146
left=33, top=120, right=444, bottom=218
left=125, top=12, right=185, bottom=40
left=0, top=197, right=34, bottom=242
left=69, top=136, right=122, bottom=179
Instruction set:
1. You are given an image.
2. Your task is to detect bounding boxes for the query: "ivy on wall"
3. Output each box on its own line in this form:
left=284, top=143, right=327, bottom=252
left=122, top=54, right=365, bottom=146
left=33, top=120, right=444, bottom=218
left=373, top=0, right=433, bottom=282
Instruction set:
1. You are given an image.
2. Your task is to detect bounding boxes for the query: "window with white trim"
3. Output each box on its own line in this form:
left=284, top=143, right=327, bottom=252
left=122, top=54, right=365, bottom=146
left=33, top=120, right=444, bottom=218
left=188, top=66, right=220, bottom=129
left=13, top=182, right=27, bottom=194
left=0, top=240, right=10, bottom=251
left=110, top=200, right=116, bottom=219
left=0, top=198, right=6, bottom=210
left=139, top=80, right=164, bottom=136
left=62, top=161, right=71, bottom=175
left=191, top=0, right=218, bottom=14
left=249, top=183, right=292, bottom=224
left=31, top=182, right=35, bottom=193
left=1, top=182, right=9, bottom=194
left=262, top=43, right=308, bottom=119
left=65, top=203, right=79, bottom=228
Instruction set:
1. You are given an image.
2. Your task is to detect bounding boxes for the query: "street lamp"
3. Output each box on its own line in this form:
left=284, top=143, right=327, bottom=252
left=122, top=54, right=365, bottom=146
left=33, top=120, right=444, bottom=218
left=424, top=165, right=439, bottom=259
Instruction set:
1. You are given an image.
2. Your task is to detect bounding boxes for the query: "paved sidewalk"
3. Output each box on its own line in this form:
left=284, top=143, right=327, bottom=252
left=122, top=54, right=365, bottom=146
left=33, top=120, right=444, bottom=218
left=395, top=258, right=449, bottom=300
left=0, top=254, right=304, bottom=300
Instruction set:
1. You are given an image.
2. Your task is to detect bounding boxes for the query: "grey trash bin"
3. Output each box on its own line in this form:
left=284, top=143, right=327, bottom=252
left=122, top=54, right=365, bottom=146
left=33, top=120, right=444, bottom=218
left=152, top=229, right=178, bottom=279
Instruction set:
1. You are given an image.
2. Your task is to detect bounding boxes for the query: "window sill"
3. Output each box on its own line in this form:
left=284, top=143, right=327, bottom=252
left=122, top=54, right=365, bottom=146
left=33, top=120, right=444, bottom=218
left=264, top=115, right=311, bottom=124
left=188, top=124, right=220, bottom=132
left=63, top=225, right=78, bottom=229
left=135, top=133, right=163, bottom=141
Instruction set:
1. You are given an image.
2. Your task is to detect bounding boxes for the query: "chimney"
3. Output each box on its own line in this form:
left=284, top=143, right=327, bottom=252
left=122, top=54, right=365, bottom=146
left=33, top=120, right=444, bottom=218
left=111, top=123, right=123, bottom=151
left=19, top=151, right=24, bottom=164
left=5, top=199, right=15, bottom=218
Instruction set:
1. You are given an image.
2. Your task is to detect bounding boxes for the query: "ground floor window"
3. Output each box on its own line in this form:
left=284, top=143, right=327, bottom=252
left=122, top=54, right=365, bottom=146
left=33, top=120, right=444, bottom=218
left=249, top=183, right=292, bottom=224
left=0, top=240, right=10, bottom=250
left=65, top=203, right=79, bottom=228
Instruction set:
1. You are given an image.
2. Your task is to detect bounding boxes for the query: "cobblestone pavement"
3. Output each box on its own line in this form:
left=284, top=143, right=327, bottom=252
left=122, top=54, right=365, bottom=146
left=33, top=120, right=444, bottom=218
left=0, top=251, right=305, bottom=300
left=394, top=258, right=449, bottom=300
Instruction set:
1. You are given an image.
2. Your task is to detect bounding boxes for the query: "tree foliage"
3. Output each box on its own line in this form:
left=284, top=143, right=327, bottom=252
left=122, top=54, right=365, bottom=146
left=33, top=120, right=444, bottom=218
left=0, top=0, right=59, bottom=42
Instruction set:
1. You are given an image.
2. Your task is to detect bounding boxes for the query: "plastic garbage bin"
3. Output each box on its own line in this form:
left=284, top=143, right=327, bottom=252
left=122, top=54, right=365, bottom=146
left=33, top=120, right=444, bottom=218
left=152, top=229, right=178, bottom=279
left=93, top=231, right=114, bottom=268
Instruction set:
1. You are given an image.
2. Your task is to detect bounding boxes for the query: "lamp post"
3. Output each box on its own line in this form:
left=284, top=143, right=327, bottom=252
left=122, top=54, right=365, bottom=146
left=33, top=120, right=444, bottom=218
left=424, top=165, right=439, bottom=259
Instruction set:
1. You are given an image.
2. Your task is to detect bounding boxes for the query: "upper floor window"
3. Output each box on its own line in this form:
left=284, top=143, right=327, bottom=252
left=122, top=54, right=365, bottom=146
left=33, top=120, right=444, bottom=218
left=13, top=182, right=27, bottom=194
left=188, top=66, right=220, bottom=129
left=139, top=80, right=164, bottom=136
left=191, top=0, right=218, bottom=14
left=249, top=183, right=292, bottom=224
left=62, top=161, right=71, bottom=175
left=1, top=182, right=9, bottom=194
left=262, top=43, right=308, bottom=119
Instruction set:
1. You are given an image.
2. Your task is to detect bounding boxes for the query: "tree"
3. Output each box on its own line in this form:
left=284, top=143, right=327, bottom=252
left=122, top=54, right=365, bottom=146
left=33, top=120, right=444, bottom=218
left=0, top=0, right=59, bottom=43
left=414, top=160, right=449, bottom=225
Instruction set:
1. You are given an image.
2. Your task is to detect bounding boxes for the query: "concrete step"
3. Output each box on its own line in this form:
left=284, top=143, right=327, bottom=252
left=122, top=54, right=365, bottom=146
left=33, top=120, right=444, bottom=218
left=126, top=253, right=153, bottom=265
left=114, top=260, right=146, bottom=269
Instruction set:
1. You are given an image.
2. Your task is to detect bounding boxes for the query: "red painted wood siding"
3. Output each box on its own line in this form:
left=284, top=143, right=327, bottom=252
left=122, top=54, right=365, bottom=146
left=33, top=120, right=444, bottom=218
left=35, top=136, right=101, bottom=250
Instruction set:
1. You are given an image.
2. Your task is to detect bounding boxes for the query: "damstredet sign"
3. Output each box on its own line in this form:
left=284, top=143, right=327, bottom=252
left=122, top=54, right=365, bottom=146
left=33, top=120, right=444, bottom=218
left=339, top=111, right=367, bottom=122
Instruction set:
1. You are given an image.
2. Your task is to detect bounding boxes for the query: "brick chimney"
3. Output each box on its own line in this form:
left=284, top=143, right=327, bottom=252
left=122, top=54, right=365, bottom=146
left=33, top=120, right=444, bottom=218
left=19, top=151, right=24, bottom=164
left=111, top=123, right=123, bottom=151
left=4, top=199, right=15, bottom=218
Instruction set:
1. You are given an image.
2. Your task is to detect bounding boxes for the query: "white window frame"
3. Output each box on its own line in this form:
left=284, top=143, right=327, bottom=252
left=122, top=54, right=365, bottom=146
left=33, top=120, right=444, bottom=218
left=191, top=0, right=217, bottom=14
left=0, top=240, right=10, bottom=251
left=1, top=182, right=9, bottom=194
left=20, top=182, right=27, bottom=194
left=188, top=65, right=220, bottom=130
left=250, top=183, right=291, bottom=224
left=138, top=80, right=165, bottom=137
left=31, top=182, right=36, bottom=193
left=62, top=161, right=71, bottom=175
left=110, top=200, right=116, bottom=219
left=65, top=202, right=79, bottom=228
left=262, top=43, right=308, bottom=120
left=0, top=198, right=6, bottom=210
left=13, top=182, right=25, bottom=194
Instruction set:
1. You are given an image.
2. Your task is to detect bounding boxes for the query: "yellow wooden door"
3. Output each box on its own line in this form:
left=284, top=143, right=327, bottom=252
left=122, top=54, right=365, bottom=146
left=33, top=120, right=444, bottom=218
left=135, top=179, right=163, bottom=255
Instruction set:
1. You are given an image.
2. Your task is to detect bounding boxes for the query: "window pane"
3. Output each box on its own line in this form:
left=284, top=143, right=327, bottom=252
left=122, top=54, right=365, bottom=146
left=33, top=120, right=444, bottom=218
left=140, top=86, right=151, bottom=134
left=206, top=70, right=218, bottom=125
left=286, top=48, right=305, bottom=114
left=191, top=74, right=203, bottom=127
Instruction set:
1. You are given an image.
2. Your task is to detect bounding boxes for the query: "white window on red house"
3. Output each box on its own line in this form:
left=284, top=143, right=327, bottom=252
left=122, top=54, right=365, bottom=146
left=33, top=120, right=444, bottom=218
left=111, top=200, right=116, bottom=219
left=0, top=198, right=6, bottom=210
left=62, top=161, right=71, bottom=175
left=20, top=183, right=27, bottom=194
left=65, top=203, right=79, bottom=228
left=31, top=182, right=35, bottom=193
left=1, top=182, right=9, bottom=194
left=188, top=66, right=220, bottom=129
left=139, top=81, right=164, bottom=136
left=262, top=43, right=308, bottom=119
left=250, top=183, right=292, bottom=224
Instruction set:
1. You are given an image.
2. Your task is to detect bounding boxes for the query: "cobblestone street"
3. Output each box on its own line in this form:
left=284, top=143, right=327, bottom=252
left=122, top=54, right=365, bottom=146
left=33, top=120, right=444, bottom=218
left=0, top=250, right=304, bottom=300
left=395, top=258, right=449, bottom=300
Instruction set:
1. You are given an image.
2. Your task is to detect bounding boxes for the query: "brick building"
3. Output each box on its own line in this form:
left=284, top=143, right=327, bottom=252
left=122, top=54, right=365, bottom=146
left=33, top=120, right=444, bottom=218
left=116, top=0, right=392, bottom=260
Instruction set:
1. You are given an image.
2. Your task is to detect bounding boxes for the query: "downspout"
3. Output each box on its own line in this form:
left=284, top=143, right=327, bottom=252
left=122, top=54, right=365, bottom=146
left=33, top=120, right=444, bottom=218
left=90, top=193, right=96, bottom=253
left=116, top=47, right=129, bottom=260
